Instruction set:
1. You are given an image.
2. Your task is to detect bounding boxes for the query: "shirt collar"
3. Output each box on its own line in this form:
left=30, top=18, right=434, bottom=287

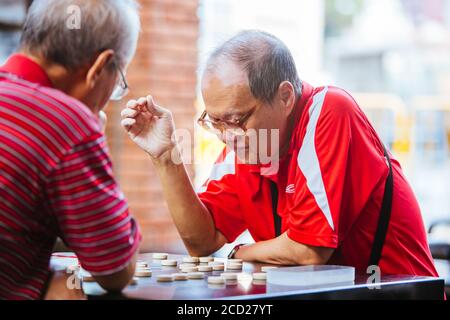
left=286, top=81, right=314, bottom=156
left=247, top=81, right=315, bottom=176
left=0, top=54, right=53, bottom=88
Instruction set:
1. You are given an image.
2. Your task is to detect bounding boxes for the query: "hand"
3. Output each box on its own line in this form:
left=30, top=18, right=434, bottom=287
left=121, top=95, right=176, bottom=160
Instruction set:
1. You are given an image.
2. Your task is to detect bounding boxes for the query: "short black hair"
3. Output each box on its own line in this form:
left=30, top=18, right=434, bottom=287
left=205, top=30, right=302, bottom=104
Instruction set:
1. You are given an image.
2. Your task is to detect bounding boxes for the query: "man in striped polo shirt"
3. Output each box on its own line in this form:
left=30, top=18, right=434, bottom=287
left=0, top=0, right=141, bottom=299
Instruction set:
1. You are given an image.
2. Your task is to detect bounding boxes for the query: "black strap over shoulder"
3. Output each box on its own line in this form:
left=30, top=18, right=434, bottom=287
left=270, top=181, right=282, bottom=237
left=269, top=145, right=393, bottom=267
left=368, top=145, right=394, bottom=267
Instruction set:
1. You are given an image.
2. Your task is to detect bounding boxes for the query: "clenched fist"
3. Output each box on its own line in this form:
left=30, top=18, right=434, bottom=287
left=121, top=95, right=176, bottom=160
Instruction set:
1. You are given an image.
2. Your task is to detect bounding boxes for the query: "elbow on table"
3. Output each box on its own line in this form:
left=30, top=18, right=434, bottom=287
left=185, top=242, right=218, bottom=258
left=94, top=259, right=137, bottom=293
left=97, top=279, right=130, bottom=293
left=95, top=271, right=134, bottom=293
left=182, top=234, right=224, bottom=258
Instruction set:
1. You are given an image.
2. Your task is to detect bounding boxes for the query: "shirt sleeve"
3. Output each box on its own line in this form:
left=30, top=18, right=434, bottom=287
left=46, top=133, right=141, bottom=276
left=197, top=149, right=246, bottom=243
left=287, top=87, right=356, bottom=249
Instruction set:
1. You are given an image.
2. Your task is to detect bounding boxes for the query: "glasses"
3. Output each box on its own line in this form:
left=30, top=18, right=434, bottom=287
left=197, top=107, right=256, bottom=135
left=110, top=62, right=129, bottom=101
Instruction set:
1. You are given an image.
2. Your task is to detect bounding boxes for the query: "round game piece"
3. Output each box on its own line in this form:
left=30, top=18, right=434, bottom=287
left=228, top=258, right=243, bottom=264
left=173, top=273, right=189, bottom=281
left=137, top=264, right=151, bottom=269
left=153, top=253, right=169, bottom=260
left=157, top=275, right=174, bottom=282
left=136, top=261, right=148, bottom=268
left=252, top=273, right=267, bottom=280
left=208, top=261, right=224, bottom=266
left=187, top=272, right=205, bottom=280
left=180, top=266, right=198, bottom=273
left=220, top=273, right=239, bottom=280
left=208, top=276, right=225, bottom=285
left=199, top=257, right=214, bottom=263
left=261, top=266, right=278, bottom=272
left=135, top=269, right=152, bottom=277
left=208, top=283, right=226, bottom=289
left=137, top=263, right=149, bottom=268
left=136, top=267, right=150, bottom=272
left=161, top=259, right=178, bottom=267
left=182, top=257, right=200, bottom=264
left=253, top=279, right=267, bottom=286
left=198, top=265, right=213, bottom=272
left=227, top=263, right=243, bottom=270
left=212, top=264, right=225, bottom=271
left=179, top=263, right=197, bottom=269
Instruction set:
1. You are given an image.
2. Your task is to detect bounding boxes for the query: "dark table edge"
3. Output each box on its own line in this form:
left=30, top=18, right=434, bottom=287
left=218, top=277, right=445, bottom=301
left=87, top=277, right=445, bottom=301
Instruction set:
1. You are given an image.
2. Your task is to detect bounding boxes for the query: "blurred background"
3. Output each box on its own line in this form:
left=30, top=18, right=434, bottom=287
left=1, top=0, right=450, bottom=255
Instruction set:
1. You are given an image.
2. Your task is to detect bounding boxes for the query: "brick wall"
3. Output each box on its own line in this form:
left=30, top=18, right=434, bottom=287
left=105, top=0, right=199, bottom=254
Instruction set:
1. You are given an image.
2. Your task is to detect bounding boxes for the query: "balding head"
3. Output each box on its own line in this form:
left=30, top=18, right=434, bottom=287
left=20, top=0, right=140, bottom=70
left=204, top=30, right=302, bottom=104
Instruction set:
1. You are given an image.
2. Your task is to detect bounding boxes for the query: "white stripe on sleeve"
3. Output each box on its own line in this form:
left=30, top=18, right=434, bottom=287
left=297, top=87, right=335, bottom=231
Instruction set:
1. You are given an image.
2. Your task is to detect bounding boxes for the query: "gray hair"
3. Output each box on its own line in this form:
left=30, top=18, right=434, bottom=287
left=205, top=30, right=302, bottom=104
left=20, top=0, right=140, bottom=70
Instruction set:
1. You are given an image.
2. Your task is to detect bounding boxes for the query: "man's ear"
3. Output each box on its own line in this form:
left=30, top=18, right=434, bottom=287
left=86, top=49, right=115, bottom=89
left=278, top=81, right=296, bottom=114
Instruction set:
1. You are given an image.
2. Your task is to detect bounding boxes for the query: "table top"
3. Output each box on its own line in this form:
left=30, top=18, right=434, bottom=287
left=80, top=254, right=444, bottom=300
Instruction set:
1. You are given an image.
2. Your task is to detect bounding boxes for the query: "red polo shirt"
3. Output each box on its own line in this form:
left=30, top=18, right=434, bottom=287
left=0, top=54, right=141, bottom=299
left=199, top=82, right=439, bottom=278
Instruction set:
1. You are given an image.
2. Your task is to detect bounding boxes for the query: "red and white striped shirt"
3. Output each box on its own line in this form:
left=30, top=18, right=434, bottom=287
left=0, top=54, right=141, bottom=300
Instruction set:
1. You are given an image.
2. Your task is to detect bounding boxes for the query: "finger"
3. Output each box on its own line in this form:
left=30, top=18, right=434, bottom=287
left=137, top=97, right=148, bottom=112
left=121, top=118, right=136, bottom=130
left=126, top=99, right=139, bottom=109
left=145, top=95, right=165, bottom=117
left=121, top=108, right=139, bottom=119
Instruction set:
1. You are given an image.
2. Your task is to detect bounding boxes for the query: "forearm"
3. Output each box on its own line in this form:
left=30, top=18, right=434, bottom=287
left=120, top=96, right=226, bottom=256
left=235, top=233, right=333, bottom=266
left=152, top=148, right=223, bottom=256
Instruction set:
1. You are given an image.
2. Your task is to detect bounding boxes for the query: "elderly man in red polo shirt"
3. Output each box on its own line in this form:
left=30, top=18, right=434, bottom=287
left=121, top=30, right=438, bottom=278
left=0, top=0, right=141, bottom=299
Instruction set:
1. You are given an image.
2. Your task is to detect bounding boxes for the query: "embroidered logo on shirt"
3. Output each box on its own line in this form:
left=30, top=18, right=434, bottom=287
left=285, top=184, right=295, bottom=194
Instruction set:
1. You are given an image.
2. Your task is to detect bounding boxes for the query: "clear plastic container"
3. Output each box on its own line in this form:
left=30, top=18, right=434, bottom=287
left=266, top=265, right=355, bottom=287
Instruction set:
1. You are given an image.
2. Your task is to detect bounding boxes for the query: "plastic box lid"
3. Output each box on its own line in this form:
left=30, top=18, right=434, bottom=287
left=266, top=265, right=355, bottom=287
